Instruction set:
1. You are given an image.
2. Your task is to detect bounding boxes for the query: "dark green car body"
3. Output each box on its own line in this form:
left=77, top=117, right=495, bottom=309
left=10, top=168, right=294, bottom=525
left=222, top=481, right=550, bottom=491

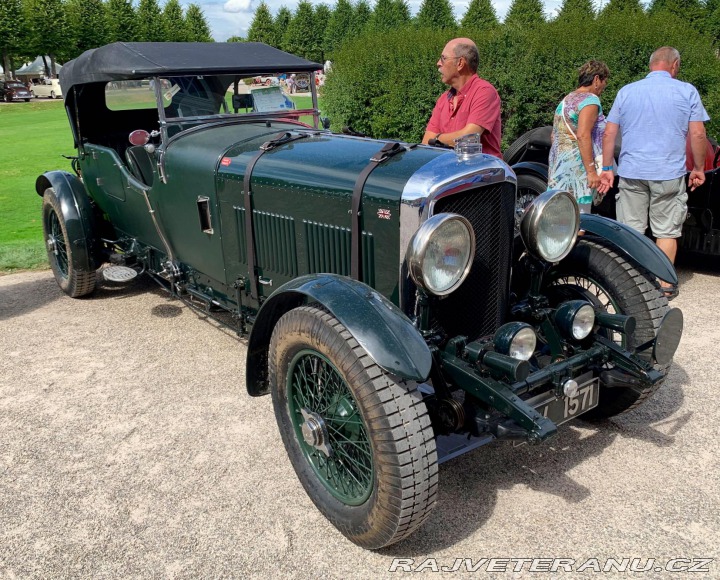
left=37, top=42, right=684, bottom=549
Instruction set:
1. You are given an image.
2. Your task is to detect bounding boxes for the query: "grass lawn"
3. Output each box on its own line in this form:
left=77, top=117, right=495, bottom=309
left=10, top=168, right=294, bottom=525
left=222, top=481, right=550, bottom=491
left=0, top=95, right=322, bottom=273
left=0, top=101, right=73, bottom=272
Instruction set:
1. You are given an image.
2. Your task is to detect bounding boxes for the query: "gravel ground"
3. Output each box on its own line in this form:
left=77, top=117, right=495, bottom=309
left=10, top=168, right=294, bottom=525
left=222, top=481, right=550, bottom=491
left=1, top=265, right=718, bottom=578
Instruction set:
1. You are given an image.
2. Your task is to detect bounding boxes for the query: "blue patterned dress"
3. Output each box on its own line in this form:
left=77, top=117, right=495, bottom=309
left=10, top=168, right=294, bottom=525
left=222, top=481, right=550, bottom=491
left=548, top=91, right=606, bottom=209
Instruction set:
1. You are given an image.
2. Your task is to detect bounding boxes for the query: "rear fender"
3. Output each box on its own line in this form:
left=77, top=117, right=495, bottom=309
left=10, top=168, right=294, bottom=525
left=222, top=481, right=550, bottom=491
left=246, top=274, right=432, bottom=396
left=36, top=170, right=98, bottom=271
left=511, top=161, right=548, bottom=181
left=579, top=214, right=677, bottom=285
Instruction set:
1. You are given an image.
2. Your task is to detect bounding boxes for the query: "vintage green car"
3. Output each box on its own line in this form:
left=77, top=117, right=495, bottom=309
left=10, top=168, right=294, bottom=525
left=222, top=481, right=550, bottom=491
left=38, top=42, right=683, bottom=549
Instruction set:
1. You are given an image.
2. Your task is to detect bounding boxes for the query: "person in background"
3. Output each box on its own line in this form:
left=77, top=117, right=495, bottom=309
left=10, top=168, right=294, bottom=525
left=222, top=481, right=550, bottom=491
left=547, top=60, right=610, bottom=214
left=422, top=37, right=502, bottom=158
left=286, top=74, right=296, bottom=94
left=598, top=47, right=709, bottom=298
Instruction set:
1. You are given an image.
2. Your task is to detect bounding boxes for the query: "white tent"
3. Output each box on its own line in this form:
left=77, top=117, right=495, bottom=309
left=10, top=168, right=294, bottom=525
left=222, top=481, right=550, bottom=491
left=15, top=56, right=63, bottom=79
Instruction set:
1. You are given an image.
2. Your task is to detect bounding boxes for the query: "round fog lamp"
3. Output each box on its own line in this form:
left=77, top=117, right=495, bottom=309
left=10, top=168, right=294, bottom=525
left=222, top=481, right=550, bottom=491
left=494, top=322, right=537, bottom=361
left=555, top=300, right=595, bottom=340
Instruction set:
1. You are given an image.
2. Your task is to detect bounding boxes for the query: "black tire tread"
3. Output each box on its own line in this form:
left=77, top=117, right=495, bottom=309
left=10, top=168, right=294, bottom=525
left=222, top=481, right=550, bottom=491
left=269, top=306, right=438, bottom=549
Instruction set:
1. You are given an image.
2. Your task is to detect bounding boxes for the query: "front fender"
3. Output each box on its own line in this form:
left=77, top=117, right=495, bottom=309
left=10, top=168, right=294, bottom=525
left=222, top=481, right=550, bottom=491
left=35, top=170, right=98, bottom=271
left=246, top=274, right=432, bottom=396
left=579, top=214, right=677, bottom=284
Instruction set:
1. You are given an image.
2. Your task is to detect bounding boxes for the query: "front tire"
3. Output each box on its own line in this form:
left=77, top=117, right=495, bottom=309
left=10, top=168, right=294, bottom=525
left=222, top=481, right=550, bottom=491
left=42, top=188, right=96, bottom=297
left=269, top=306, right=438, bottom=549
left=50, top=90, right=56, bottom=99
left=545, top=238, right=669, bottom=419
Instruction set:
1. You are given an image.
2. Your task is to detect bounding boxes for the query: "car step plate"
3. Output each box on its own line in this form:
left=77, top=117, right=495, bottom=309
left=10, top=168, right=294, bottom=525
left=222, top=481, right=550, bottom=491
left=102, top=265, right=139, bottom=283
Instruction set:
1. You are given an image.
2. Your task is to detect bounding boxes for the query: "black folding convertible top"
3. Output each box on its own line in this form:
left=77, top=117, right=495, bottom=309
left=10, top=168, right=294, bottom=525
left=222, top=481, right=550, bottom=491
left=60, top=42, right=321, bottom=91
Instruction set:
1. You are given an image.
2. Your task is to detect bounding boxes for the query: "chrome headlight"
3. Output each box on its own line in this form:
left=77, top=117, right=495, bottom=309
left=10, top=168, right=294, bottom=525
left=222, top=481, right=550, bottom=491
left=407, top=213, right=475, bottom=296
left=494, top=322, right=537, bottom=361
left=520, top=189, right=579, bottom=262
left=555, top=300, right=595, bottom=340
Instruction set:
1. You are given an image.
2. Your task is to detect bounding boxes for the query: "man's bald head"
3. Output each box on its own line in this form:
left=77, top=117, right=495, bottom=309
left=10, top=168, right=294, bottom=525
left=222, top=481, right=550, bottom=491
left=649, top=46, right=680, bottom=76
left=448, top=37, right=479, bottom=73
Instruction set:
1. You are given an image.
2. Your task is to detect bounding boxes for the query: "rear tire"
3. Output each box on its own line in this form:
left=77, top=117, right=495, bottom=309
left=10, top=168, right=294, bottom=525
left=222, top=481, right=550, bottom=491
left=42, top=188, right=96, bottom=297
left=545, top=238, right=670, bottom=419
left=515, top=173, right=546, bottom=231
left=50, top=90, right=56, bottom=99
left=269, top=306, right=438, bottom=549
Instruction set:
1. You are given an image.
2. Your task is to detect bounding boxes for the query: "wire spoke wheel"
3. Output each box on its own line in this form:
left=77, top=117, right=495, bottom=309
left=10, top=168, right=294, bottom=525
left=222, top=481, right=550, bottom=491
left=270, top=306, right=438, bottom=549
left=288, top=350, right=373, bottom=505
left=42, top=187, right=96, bottom=297
left=545, top=238, right=670, bottom=419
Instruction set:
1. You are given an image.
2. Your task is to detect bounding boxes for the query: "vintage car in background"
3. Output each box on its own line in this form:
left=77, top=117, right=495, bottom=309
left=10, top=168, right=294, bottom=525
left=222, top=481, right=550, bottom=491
left=30, top=77, right=63, bottom=99
left=505, top=126, right=720, bottom=257
left=0, top=79, right=32, bottom=102
left=39, top=42, right=683, bottom=549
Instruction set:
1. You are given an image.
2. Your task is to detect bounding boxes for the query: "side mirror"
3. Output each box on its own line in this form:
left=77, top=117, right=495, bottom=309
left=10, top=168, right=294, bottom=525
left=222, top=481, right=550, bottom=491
left=129, top=129, right=150, bottom=146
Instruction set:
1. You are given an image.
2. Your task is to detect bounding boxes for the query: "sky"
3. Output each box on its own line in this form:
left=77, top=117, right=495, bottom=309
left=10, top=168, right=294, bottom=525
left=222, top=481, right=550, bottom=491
left=192, top=0, right=568, bottom=43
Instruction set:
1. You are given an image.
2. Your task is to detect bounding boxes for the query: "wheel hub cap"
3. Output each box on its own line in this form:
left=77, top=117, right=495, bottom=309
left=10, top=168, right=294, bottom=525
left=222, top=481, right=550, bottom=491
left=300, top=408, right=332, bottom=457
left=47, top=236, right=58, bottom=255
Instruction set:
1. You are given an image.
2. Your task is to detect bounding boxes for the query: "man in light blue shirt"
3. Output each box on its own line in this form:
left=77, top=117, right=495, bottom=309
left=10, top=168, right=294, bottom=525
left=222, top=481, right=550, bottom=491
left=598, top=46, right=709, bottom=294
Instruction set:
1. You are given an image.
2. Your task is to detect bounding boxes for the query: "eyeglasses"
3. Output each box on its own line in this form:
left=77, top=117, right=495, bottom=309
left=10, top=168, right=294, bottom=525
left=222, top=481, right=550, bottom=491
left=439, top=55, right=461, bottom=63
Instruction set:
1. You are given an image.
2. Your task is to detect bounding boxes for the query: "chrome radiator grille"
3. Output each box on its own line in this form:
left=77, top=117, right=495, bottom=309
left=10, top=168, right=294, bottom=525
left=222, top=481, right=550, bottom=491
left=431, top=182, right=516, bottom=340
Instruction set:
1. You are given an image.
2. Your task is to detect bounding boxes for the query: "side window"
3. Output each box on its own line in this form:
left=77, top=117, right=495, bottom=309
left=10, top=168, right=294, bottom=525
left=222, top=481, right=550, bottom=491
left=105, top=80, right=171, bottom=111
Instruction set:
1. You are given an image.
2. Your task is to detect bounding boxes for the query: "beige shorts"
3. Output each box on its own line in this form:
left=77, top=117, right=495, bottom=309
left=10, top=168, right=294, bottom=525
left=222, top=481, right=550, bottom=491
left=615, top=176, right=688, bottom=238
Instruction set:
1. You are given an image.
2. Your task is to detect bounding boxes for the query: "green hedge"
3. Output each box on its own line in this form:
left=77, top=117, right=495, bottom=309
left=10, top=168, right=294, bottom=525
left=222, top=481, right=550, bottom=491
left=323, top=15, right=720, bottom=149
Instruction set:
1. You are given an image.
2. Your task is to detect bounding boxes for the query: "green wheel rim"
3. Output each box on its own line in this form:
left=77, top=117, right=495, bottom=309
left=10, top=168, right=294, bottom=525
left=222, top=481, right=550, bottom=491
left=47, top=209, right=69, bottom=278
left=287, top=349, right=374, bottom=505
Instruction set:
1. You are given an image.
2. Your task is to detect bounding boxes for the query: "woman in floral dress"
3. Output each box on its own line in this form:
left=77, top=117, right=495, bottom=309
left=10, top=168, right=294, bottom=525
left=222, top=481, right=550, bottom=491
left=548, top=60, right=611, bottom=213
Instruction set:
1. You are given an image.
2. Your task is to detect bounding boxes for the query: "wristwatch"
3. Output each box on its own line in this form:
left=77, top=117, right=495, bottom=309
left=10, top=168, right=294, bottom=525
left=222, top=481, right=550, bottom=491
left=429, top=133, right=443, bottom=146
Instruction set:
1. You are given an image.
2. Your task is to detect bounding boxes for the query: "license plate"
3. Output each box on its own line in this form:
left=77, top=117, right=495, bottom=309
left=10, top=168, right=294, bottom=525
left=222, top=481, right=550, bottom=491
left=537, top=378, right=599, bottom=425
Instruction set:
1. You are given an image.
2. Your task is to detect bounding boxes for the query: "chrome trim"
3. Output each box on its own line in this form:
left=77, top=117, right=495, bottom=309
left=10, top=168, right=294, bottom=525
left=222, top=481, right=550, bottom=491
left=399, top=152, right=514, bottom=312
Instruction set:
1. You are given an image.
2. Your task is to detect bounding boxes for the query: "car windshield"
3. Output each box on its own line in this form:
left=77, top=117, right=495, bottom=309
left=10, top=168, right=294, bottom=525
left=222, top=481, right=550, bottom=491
left=7, top=82, right=25, bottom=88
left=104, top=73, right=316, bottom=130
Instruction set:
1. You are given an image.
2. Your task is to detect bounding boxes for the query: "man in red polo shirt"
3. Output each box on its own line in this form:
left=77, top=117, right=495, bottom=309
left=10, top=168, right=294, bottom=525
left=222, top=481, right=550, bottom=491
left=422, top=37, right=502, bottom=158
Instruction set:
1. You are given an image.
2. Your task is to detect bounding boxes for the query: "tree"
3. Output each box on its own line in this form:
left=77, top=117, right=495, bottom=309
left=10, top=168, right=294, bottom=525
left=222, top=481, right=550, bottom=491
left=648, top=0, right=704, bottom=26
left=25, top=0, right=72, bottom=75
left=314, top=3, right=331, bottom=59
left=555, top=0, right=595, bottom=19
left=369, top=0, right=410, bottom=31
left=325, top=0, right=354, bottom=55
left=163, top=0, right=187, bottom=42
left=504, top=0, right=546, bottom=27
left=226, top=35, right=246, bottom=42
left=0, top=0, right=27, bottom=78
left=461, top=0, right=499, bottom=29
left=105, top=0, right=137, bottom=43
left=415, top=0, right=455, bottom=29
left=599, top=0, right=643, bottom=15
left=274, top=6, right=292, bottom=50
left=67, top=0, right=107, bottom=58
left=185, top=4, right=212, bottom=41
left=353, top=0, right=372, bottom=37
left=136, top=0, right=164, bottom=42
left=247, top=1, right=275, bottom=44
left=284, top=1, right=317, bottom=59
